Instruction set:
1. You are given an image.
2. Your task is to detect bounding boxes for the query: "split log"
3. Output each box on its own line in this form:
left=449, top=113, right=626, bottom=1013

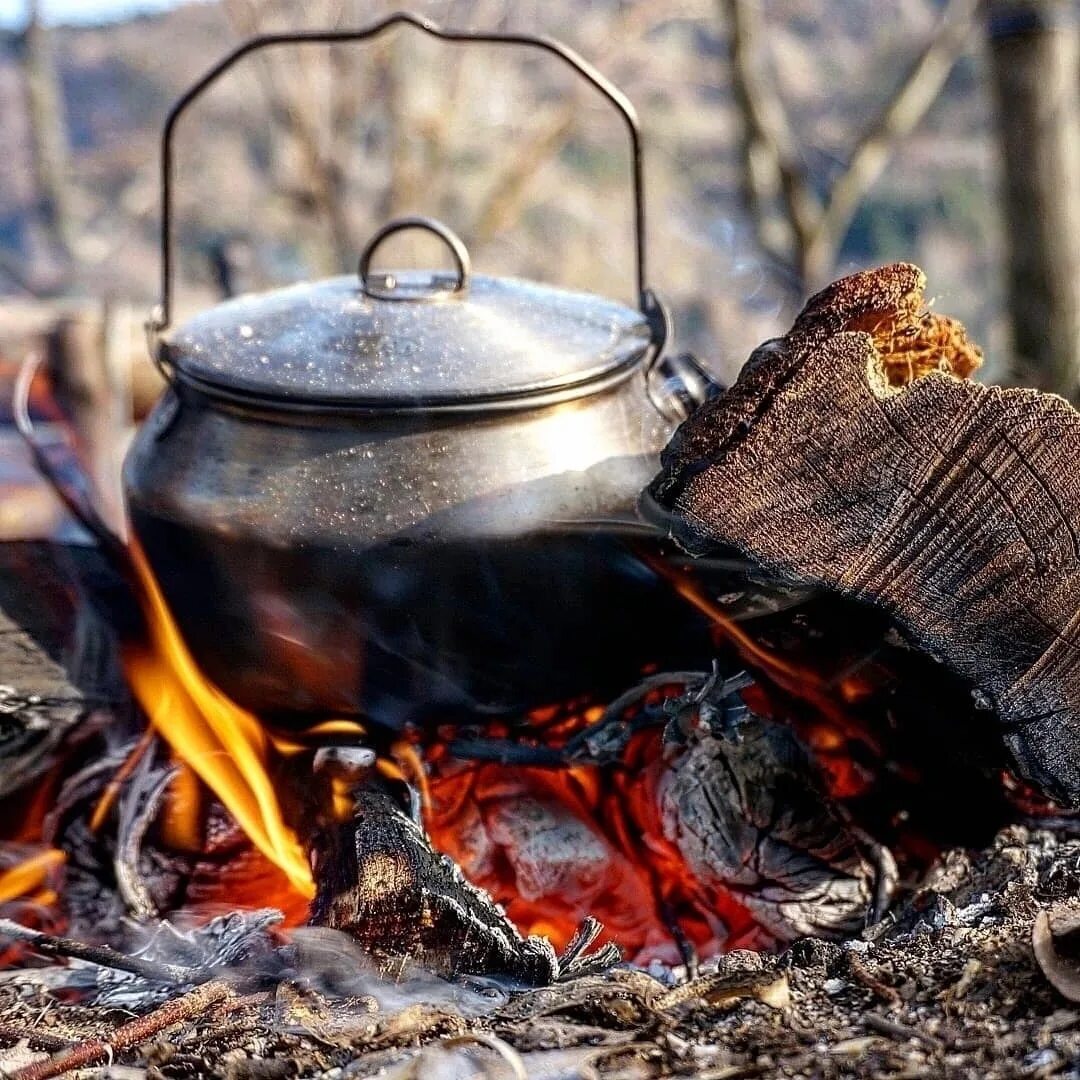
left=647, top=263, right=1080, bottom=805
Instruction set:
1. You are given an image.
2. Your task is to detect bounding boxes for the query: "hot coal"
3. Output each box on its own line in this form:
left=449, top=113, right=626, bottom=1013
left=655, top=679, right=896, bottom=942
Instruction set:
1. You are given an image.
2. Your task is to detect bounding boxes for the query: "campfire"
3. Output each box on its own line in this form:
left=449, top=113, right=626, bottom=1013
left=0, top=14, right=1078, bottom=1077
left=2, top=253, right=1079, bottom=1077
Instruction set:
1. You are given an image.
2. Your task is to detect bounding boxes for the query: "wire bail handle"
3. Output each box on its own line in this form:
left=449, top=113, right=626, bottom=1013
left=150, top=10, right=656, bottom=340
left=358, top=216, right=472, bottom=301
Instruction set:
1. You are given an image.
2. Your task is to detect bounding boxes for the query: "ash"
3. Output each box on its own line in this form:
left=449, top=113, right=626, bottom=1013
left=1, top=826, right=1078, bottom=1079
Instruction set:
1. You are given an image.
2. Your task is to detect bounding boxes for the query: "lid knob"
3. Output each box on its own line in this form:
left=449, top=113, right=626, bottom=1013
left=357, top=216, right=472, bottom=302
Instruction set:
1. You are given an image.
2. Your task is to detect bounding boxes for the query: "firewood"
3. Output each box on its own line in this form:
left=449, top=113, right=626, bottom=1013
left=308, top=777, right=617, bottom=985
left=647, top=263, right=1080, bottom=805
left=5, top=979, right=232, bottom=1080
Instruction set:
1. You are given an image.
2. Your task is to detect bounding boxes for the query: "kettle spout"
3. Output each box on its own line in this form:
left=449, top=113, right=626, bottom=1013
left=641, top=290, right=724, bottom=423
left=647, top=351, right=725, bottom=423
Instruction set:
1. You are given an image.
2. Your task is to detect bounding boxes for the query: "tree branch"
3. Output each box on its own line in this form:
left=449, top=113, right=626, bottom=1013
left=471, top=104, right=577, bottom=243
left=721, top=0, right=822, bottom=273
left=223, top=0, right=353, bottom=271
left=722, top=0, right=983, bottom=291
left=803, top=0, right=984, bottom=286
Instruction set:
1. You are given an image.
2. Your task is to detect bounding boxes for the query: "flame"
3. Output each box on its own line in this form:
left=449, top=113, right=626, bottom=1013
left=636, top=546, right=883, bottom=765
left=0, top=761, right=67, bottom=929
left=0, top=848, right=65, bottom=906
left=159, top=761, right=206, bottom=853
left=122, top=538, right=314, bottom=899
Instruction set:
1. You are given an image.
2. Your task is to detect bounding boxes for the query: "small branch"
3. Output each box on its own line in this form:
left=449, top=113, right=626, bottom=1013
left=722, top=0, right=982, bottom=290
left=5, top=980, right=231, bottom=1080
left=223, top=0, right=353, bottom=270
left=471, top=105, right=578, bottom=243
left=0, top=1026, right=72, bottom=1053
left=0, top=919, right=197, bottom=986
left=847, top=953, right=902, bottom=1009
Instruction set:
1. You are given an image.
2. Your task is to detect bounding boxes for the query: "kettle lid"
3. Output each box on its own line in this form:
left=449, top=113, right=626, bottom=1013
left=160, top=218, right=653, bottom=413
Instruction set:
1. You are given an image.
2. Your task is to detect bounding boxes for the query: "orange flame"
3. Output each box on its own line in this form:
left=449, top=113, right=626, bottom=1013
left=122, top=538, right=314, bottom=899
left=635, top=546, right=882, bottom=761
left=0, top=848, right=65, bottom=906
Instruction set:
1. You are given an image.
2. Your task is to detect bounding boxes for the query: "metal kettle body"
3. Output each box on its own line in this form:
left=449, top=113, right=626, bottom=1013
left=123, top=364, right=710, bottom=725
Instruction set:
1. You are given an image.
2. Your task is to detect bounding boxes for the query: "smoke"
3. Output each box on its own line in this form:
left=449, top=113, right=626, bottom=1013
left=282, top=926, right=510, bottom=1017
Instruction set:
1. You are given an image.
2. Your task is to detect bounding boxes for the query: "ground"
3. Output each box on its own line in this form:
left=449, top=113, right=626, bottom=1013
left=0, top=825, right=1076, bottom=1079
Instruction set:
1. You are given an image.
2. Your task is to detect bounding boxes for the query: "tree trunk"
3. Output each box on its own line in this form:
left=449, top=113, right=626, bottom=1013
left=987, top=1, right=1080, bottom=399
left=21, top=1, right=74, bottom=263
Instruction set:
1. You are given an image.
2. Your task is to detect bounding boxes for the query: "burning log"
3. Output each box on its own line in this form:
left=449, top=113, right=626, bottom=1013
left=648, top=263, right=1080, bottom=806
left=307, top=747, right=619, bottom=985
left=656, top=680, right=895, bottom=942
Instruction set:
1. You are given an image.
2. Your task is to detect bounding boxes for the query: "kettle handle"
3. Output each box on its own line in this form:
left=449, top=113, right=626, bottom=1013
left=151, top=11, right=654, bottom=336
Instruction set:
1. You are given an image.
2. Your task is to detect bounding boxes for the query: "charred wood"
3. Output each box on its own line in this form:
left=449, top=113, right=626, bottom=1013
left=649, top=263, right=1080, bottom=805
left=308, top=771, right=617, bottom=986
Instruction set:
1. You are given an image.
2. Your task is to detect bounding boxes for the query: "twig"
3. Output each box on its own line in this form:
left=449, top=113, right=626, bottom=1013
left=4, top=979, right=231, bottom=1080
left=803, top=0, right=984, bottom=285
left=721, top=0, right=820, bottom=270
left=847, top=953, right=901, bottom=1008
left=0, top=919, right=196, bottom=986
left=471, top=104, right=578, bottom=243
left=721, top=0, right=983, bottom=289
left=88, top=728, right=156, bottom=834
left=863, top=1010, right=943, bottom=1049
left=114, top=756, right=176, bottom=921
left=222, top=0, right=353, bottom=270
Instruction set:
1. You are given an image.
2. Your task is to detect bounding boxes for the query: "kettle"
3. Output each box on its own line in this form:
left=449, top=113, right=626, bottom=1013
left=122, top=12, right=724, bottom=725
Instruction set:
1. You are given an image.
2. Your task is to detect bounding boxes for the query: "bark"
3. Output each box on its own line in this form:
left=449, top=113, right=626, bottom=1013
left=308, top=782, right=567, bottom=984
left=987, top=1, right=1080, bottom=399
left=649, top=263, right=1080, bottom=806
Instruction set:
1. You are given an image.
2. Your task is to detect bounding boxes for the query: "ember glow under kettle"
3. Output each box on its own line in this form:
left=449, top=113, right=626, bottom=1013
left=123, top=13, right=725, bottom=727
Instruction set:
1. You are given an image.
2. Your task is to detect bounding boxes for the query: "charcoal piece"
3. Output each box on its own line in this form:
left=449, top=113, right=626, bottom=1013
left=659, top=675, right=893, bottom=941
left=648, top=262, right=1080, bottom=805
left=309, top=783, right=609, bottom=985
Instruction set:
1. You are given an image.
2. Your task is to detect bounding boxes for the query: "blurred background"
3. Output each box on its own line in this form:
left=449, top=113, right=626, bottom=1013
left=0, top=0, right=1076, bottom=538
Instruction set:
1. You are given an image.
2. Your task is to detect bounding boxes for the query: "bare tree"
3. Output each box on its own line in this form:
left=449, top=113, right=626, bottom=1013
left=987, top=1, right=1080, bottom=400
left=722, top=0, right=983, bottom=293
left=222, top=0, right=358, bottom=273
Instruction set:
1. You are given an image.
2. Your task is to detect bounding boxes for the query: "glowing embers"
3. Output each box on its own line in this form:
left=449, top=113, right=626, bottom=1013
left=422, top=693, right=777, bottom=966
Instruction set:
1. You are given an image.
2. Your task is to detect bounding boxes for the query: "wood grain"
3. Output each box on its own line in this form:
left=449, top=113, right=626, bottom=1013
left=649, top=263, right=1080, bottom=804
